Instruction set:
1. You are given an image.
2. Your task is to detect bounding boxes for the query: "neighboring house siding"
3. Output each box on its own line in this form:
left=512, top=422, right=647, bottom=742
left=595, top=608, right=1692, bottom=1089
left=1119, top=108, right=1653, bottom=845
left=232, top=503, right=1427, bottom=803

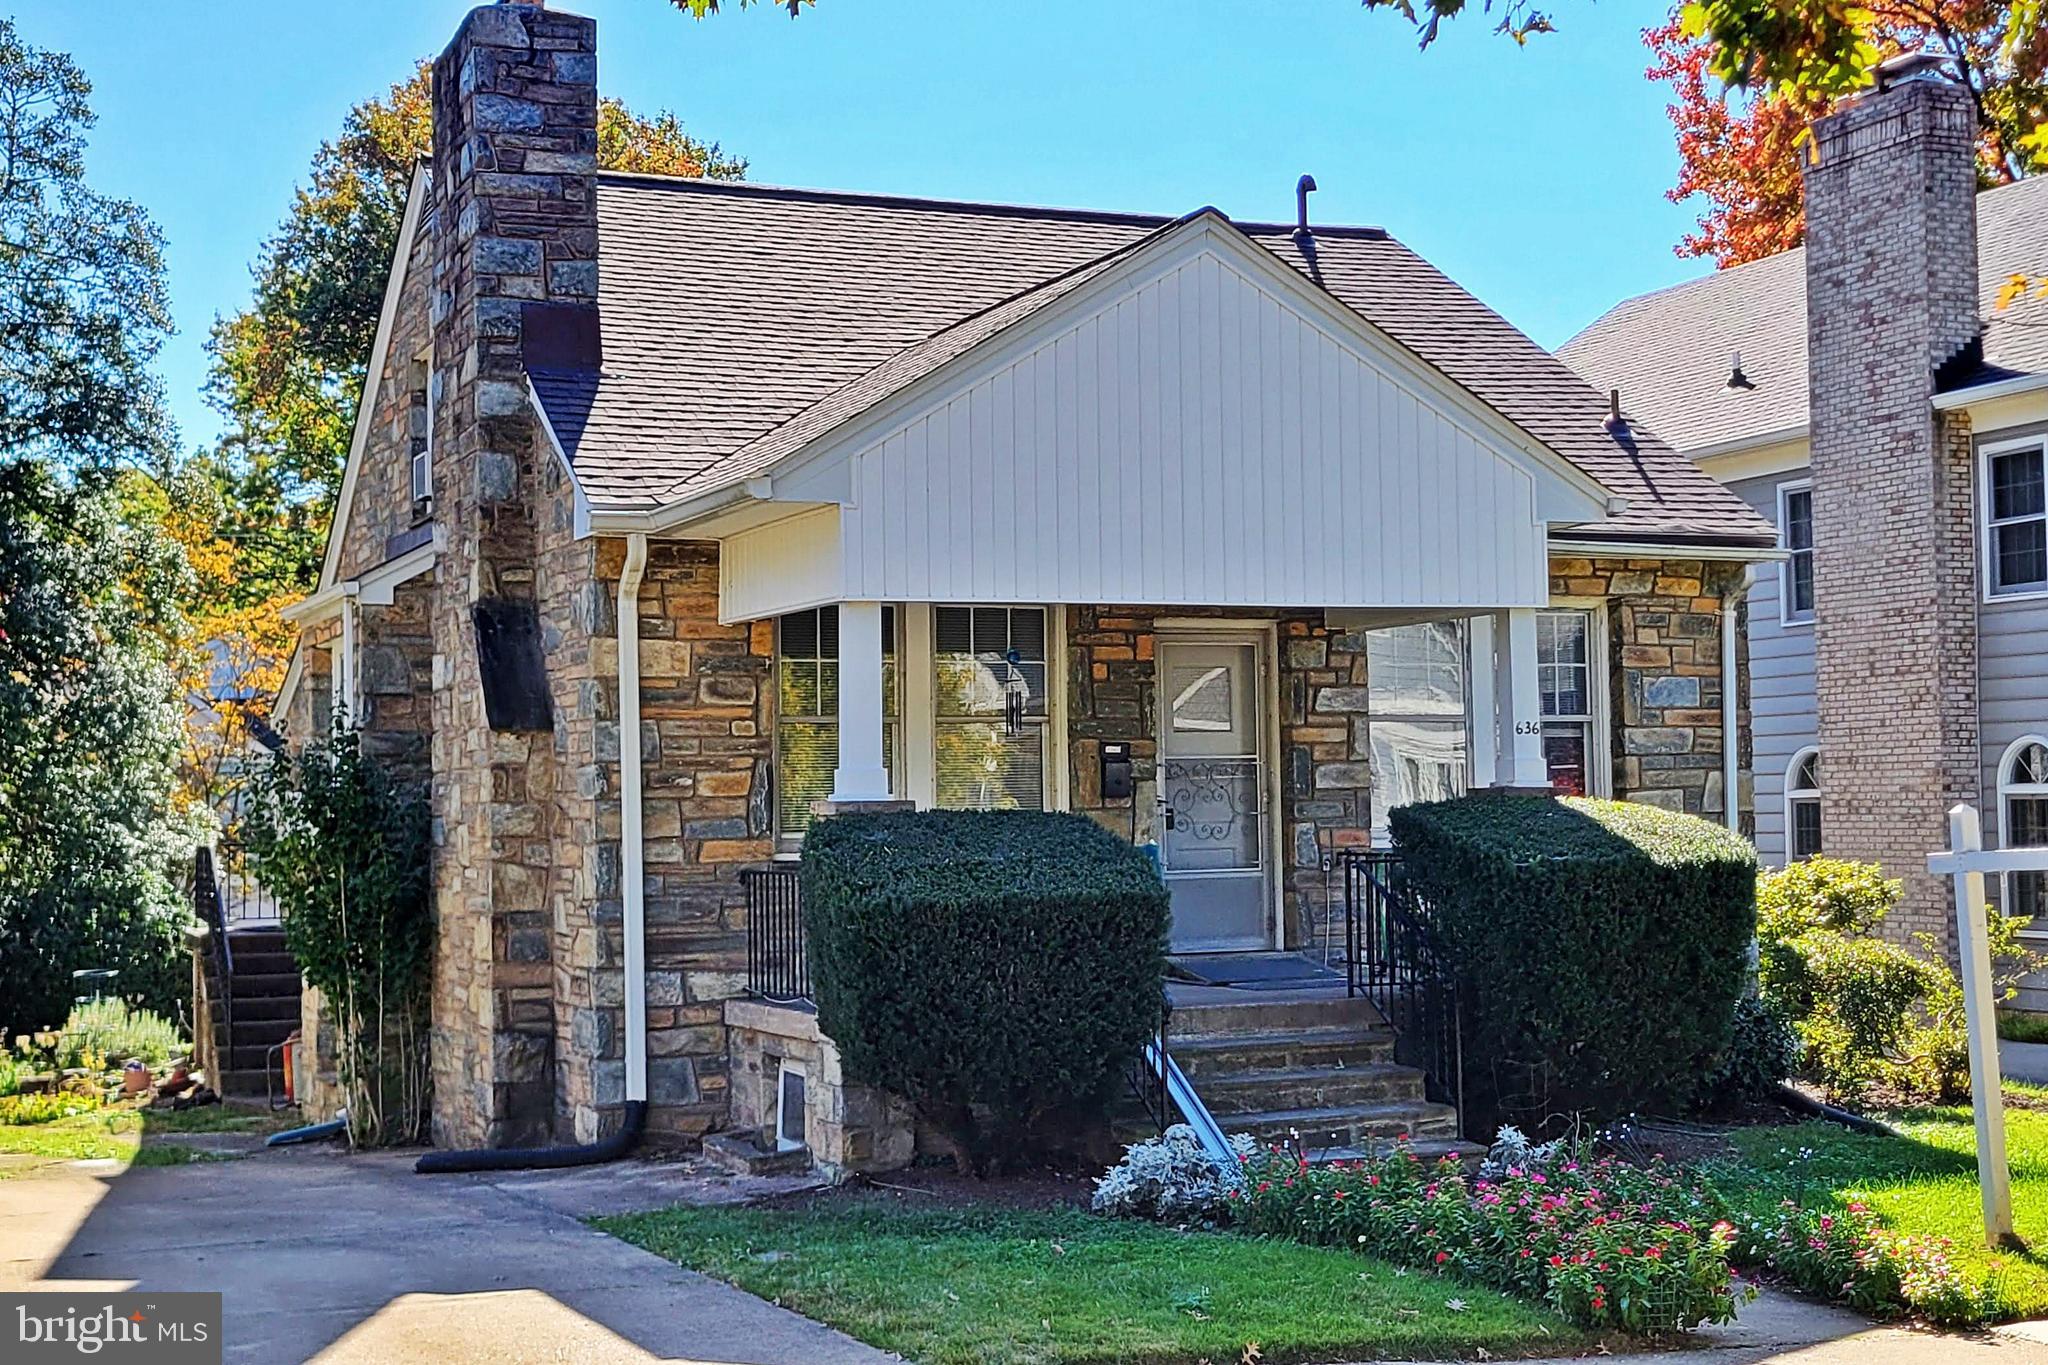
left=1978, top=420, right=2048, bottom=861
left=1730, top=471, right=1818, bottom=865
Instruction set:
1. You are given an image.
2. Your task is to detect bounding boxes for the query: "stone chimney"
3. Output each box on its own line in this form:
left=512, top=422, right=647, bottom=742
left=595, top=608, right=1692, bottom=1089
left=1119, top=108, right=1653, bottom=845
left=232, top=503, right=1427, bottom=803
left=426, top=0, right=601, bottom=1147
left=1803, top=54, right=1980, bottom=954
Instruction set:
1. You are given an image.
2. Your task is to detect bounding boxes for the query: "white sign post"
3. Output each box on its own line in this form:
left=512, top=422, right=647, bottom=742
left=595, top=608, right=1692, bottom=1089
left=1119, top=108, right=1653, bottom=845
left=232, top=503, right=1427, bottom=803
left=1927, top=802, right=2016, bottom=1248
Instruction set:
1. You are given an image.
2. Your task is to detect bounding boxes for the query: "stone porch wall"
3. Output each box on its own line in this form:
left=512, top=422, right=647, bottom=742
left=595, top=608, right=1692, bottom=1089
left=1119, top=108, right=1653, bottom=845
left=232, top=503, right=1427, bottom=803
left=725, top=999, right=915, bottom=1179
left=1554, top=556, right=1753, bottom=827
left=1064, top=606, right=1378, bottom=949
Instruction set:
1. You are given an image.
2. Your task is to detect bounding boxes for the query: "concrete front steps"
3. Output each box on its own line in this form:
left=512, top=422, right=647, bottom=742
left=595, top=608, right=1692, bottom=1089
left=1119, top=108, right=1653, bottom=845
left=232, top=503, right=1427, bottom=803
left=1166, top=988, right=1477, bottom=1165
left=217, top=926, right=300, bottom=1099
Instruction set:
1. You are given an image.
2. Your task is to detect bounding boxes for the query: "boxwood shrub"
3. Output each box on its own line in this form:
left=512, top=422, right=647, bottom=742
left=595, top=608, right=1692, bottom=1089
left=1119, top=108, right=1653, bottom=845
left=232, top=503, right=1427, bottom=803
left=1387, top=795, right=1757, bottom=1131
left=801, top=809, right=1169, bottom=1173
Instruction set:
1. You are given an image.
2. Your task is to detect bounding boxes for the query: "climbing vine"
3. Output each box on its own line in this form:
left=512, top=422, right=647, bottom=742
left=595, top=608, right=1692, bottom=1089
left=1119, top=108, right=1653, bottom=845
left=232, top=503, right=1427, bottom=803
left=243, top=717, right=432, bottom=1145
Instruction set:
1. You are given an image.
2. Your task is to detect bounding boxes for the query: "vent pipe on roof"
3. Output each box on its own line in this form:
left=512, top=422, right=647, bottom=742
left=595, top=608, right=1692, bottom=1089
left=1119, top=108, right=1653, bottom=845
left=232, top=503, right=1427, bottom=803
left=1293, top=174, right=1318, bottom=243
left=1604, top=388, right=1627, bottom=433
left=1726, top=350, right=1757, bottom=390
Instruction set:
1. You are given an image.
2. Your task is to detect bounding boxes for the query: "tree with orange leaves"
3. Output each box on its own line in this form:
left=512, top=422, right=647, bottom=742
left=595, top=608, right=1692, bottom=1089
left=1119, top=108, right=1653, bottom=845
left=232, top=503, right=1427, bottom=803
left=1649, top=3, right=2046, bottom=267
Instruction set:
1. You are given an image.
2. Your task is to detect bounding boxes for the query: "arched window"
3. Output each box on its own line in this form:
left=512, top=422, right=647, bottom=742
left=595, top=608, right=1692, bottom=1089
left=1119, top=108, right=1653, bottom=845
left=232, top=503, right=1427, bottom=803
left=1999, top=736, right=2048, bottom=919
left=1784, top=747, right=1821, bottom=861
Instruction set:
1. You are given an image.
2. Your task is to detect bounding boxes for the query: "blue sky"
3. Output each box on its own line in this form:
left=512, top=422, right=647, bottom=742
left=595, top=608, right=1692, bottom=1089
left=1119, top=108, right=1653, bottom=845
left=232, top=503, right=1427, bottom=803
left=19, top=0, right=1711, bottom=453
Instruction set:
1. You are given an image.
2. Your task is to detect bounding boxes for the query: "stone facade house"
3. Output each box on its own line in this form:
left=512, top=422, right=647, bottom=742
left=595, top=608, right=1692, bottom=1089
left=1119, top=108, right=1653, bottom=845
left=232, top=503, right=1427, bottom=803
left=274, top=0, right=1779, bottom=1158
left=1564, top=54, right=2048, bottom=986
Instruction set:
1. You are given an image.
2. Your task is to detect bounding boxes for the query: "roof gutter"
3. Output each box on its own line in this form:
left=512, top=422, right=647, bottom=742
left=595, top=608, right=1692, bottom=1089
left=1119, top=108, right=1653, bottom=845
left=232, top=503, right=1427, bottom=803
left=1684, top=422, right=1808, bottom=462
left=1548, top=536, right=1787, bottom=563
left=1933, top=371, right=2048, bottom=411
left=584, top=479, right=772, bottom=538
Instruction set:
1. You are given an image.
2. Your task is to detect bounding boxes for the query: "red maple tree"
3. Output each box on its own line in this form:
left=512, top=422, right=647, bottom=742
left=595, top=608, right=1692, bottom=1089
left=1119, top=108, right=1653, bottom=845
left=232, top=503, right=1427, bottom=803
left=1647, top=3, right=2043, bottom=268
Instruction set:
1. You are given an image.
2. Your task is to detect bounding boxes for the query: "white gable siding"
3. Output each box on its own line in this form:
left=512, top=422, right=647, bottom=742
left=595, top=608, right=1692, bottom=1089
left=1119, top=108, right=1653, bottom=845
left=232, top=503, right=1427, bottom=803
left=720, top=506, right=842, bottom=622
left=764, top=244, right=1598, bottom=615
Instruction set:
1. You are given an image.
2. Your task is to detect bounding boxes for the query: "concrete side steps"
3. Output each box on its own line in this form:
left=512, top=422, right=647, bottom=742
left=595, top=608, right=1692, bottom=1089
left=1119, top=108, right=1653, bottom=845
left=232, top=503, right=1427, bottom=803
left=1224, top=1098, right=1461, bottom=1150
left=229, top=995, right=301, bottom=1022
left=1196, top=1063, right=1424, bottom=1115
left=227, top=950, right=297, bottom=977
left=231, top=972, right=302, bottom=999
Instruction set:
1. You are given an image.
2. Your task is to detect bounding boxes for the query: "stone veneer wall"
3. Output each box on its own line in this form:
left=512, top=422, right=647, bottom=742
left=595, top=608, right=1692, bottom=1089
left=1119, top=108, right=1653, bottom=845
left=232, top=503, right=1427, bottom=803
left=1064, top=606, right=1389, bottom=948
left=1554, top=557, right=1753, bottom=826
left=725, top=999, right=915, bottom=1179
left=573, top=538, right=774, bottom=1144
left=424, top=0, right=603, bottom=1146
left=1066, top=567, right=1751, bottom=948
left=1804, top=75, right=1982, bottom=956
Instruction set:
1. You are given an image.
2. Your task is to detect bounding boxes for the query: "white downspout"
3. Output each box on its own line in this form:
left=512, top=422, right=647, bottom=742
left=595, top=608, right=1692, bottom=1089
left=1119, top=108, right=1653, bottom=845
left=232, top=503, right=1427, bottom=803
left=1721, top=572, right=1747, bottom=834
left=617, top=534, right=650, bottom=1106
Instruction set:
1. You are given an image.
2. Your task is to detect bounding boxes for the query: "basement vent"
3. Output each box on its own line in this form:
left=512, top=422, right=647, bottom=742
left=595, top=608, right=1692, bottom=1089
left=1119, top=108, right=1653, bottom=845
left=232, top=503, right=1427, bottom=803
left=472, top=597, right=554, bottom=732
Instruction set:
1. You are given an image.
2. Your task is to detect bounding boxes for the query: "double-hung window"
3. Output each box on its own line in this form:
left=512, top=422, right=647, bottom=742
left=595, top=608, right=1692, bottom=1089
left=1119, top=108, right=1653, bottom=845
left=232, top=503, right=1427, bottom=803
left=1779, top=481, right=1814, bottom=624
left=1362, top=621, right=1468, bottom=834
left=1537, top=609, right=1598, bottom=796
left=774, top=606, right=898, bottom=845
left=1987, top=440, right=2048, bottom=598
left=932, top=606, right=1049, bottom=811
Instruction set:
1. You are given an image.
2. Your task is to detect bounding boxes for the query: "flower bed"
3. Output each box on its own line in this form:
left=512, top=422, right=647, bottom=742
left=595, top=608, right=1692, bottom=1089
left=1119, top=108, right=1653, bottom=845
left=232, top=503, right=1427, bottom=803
left=1235, top=1139, right=1749, bottom=1335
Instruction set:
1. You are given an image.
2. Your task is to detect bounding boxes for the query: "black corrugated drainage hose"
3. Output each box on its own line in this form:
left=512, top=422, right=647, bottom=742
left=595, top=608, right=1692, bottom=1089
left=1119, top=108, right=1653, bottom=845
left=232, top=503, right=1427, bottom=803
left=414, top=1100, right=647, bottom=1174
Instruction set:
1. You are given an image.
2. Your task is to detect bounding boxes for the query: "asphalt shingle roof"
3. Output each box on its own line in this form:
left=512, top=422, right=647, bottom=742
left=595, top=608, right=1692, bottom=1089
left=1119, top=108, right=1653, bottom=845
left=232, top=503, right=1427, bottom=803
left=536, top=174, right=1773, bottom=546
left=1558, top=176, right=2048, bottom=455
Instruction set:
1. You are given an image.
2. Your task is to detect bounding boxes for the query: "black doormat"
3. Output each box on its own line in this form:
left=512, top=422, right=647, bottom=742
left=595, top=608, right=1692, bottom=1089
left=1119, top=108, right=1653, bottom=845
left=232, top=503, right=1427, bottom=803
left=1168, top=953, right=1345, bottom=989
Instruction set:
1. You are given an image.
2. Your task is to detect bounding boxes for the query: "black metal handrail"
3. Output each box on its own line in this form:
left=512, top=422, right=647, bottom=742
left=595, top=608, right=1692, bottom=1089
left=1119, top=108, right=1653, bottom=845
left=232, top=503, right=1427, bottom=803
left=742, top=865, right=811, bottom=1005
left=1124, top=990, right=1172, bottom=1133
left=190, top=845, right=236, bottom=1053
left=1340, top=849, right=1464, bottom=1119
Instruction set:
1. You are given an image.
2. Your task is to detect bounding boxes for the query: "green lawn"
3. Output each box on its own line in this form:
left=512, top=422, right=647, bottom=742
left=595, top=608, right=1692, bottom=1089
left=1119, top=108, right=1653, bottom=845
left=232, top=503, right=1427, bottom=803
left=1708, top=1095, right=2048, bottom=1318
left=0, top=1101, right=294, bottom=1177
left=598, top=1204, right=1591, bottom=1365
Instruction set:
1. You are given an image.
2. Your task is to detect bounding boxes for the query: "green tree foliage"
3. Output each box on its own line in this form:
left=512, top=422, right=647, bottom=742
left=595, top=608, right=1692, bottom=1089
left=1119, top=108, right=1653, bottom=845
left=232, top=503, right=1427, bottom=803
left=243, top=721, right=431, bottom=1147
left=0, top=463, right=193, bottom=1034
left=0, top=20, right=193, bottom=1035
left=0, top=19, right=171, bottom=471
left=1756, top=857, right=2041, bottom=1102
left=205, top=63, right=747, bottom=601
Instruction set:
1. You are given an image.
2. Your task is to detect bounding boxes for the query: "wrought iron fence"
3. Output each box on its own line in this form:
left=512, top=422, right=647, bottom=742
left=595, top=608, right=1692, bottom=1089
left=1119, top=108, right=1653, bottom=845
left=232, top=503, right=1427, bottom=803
left=211, top=841, right=280, bottom=926
left=1340, top=849, right=1464, bottom=1116
left=743, top=864, right=811, bottom=1005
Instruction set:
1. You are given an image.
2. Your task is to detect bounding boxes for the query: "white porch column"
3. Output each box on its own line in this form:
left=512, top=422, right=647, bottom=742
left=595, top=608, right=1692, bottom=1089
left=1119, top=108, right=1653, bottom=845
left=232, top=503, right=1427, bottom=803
left=830, top=600, right=893, bottom=803
left=1492, top=607, right=1550, bottom=790
left=1467, top=614, right=1497, bottom=787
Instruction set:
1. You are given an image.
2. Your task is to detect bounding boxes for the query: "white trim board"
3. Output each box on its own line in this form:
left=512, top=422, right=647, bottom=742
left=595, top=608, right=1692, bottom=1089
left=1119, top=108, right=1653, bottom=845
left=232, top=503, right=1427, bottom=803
left=314, top=162, right=430, bottom=595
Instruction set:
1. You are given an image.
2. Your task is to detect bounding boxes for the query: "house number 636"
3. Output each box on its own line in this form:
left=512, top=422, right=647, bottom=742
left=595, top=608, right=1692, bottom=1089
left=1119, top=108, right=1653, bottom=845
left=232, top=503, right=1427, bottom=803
left=1513, top=720, right=1543, bottom=735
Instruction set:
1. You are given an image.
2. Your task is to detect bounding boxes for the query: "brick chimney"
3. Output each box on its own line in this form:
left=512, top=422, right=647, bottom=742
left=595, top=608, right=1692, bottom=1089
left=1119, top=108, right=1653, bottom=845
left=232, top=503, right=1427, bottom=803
left=426, top=0, right=601, bottom=1147
left=1803, top=54, right=1980, bottom=954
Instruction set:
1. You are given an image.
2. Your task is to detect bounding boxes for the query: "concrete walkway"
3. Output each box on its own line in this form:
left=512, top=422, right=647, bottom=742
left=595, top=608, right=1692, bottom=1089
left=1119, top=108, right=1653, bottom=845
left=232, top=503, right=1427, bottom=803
left=1, top=1136, right=892, bottom=1364
left=2003, top=1038, right=2048, bottom=1087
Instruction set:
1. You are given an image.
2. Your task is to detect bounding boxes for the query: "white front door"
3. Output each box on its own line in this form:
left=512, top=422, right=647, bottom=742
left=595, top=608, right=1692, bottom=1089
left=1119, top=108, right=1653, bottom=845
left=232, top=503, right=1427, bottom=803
left=1156, top=634, right=1271, bottom=952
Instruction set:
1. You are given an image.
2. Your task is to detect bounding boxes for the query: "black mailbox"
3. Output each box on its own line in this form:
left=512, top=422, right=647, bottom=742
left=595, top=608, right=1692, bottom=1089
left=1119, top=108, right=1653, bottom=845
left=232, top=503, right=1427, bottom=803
left=1101, top=741, right=1135, bottom=801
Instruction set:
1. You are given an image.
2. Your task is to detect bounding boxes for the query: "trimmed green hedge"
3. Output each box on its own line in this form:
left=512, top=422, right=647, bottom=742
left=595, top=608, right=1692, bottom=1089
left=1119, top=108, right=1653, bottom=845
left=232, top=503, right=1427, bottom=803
left=1388, top=795, right=1757, bottom=1131
left=802, top=809, right=1169, bottom=1173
